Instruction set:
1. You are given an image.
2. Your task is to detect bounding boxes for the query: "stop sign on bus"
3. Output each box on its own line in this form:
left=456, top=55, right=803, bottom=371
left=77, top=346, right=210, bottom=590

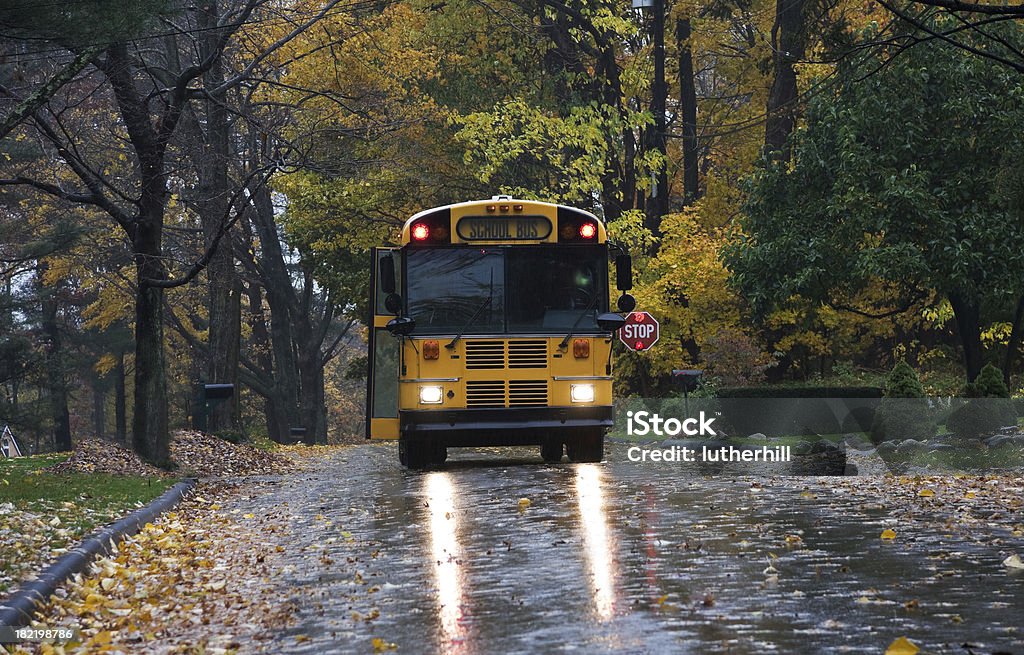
left=620, top=311, right=659, bottom=352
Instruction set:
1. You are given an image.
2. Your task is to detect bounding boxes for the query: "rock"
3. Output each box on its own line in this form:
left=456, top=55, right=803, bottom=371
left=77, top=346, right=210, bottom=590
left=876, top=441, right=897, bottom=455
left=986, top=435, right=1023, bottom=449
left=928, top=443, right=955, bottom=452
left=791, top=449, right=847, bottom=476
left=896, top=439, right=926, bottom=454
left=793, top=441, right=813, bottom=456
left=990, top=436, right=1024, bottom=450
left=747, top=433, right=768, bottom=441
left=843, top=433, right=873, bottom=450
left=810, top=440, right=834, bottom=454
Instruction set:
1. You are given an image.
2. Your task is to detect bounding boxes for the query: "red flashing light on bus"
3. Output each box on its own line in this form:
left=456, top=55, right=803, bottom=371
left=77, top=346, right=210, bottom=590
left=579, top=222, right=596, bottom=239
left=411, top=223, right=430, bottom=241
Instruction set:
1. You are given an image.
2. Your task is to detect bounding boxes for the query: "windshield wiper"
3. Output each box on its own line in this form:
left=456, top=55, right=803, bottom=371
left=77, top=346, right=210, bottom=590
left=445, top=296, right=492, bottom=350
left=446, top=269, right=494, bottom=350
left=558, top=290, right=602, bottom=350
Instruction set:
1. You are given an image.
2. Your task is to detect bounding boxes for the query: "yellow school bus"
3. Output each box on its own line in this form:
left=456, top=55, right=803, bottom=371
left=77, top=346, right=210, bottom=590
left=367, top=196, right=633, bottom=469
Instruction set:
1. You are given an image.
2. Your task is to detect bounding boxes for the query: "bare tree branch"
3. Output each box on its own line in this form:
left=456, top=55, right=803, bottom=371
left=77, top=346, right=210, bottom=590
left=0, top=46, right=102, bottom=140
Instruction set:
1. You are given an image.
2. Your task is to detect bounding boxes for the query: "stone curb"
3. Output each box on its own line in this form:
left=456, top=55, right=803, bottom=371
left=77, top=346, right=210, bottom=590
left=0, top=478, right=196, bottom=628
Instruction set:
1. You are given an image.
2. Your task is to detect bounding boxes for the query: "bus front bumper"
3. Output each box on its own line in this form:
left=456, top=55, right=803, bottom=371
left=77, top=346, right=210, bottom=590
left=400, top=406, right=613, bottom=444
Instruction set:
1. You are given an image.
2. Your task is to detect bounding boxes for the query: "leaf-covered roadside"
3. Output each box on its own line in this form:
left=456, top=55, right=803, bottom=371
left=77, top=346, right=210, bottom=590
left=5, top=480, right=295, bottom=655
left=0, top=454, right=172, bottom=598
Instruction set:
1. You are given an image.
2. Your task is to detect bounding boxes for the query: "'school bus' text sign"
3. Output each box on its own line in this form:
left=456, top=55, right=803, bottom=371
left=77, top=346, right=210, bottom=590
left=620, top=311, right=659, bottom=352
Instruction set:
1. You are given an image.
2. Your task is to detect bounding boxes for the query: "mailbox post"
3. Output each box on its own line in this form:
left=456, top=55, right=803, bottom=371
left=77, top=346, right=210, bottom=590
left=192, top=382, right=235, bottom=433
left=671, top=369, right=703, bottom=417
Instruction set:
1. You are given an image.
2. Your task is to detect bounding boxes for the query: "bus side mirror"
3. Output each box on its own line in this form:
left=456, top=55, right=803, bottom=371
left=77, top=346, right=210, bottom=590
left=380, top=253, right=396, bottom=294
left=386, top=316, right=416, bottom=337
left=615, top=254, right=632, bottom=291
left=596, top=312, right=626, bottom=333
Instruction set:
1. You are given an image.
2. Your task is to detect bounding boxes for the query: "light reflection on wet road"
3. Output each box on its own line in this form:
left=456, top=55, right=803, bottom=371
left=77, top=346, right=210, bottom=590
left=252, top=443, right=1024, bottom=654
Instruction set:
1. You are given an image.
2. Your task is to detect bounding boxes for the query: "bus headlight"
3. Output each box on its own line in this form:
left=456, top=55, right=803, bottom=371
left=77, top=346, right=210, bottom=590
left=570, top=384, right=595, bottom=403
left=419, top=385, right=444, bottom=404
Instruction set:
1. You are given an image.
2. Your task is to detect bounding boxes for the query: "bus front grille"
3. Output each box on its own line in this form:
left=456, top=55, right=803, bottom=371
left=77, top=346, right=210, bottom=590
left=465, top=341, right=505, bottom=369
left=466, top=381, right=505, bottom=407
left=508, top=340, right=547, bottom=369
left=509, top=380, right=548, bottom=406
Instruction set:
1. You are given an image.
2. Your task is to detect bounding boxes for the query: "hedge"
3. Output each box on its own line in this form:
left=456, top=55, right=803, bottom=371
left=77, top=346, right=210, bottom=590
left=716, top=386, right=883, bottom=399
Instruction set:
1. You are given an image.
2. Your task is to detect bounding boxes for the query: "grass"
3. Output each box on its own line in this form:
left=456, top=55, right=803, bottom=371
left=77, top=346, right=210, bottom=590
left=0, top=453, right=176, bottom=596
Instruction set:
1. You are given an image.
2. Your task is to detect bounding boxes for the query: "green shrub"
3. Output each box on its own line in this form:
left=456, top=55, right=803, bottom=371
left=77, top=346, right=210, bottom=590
left=871, top=361, right=934, bottom=444
left=966, top=363, right=1010, bottom=398
left=715, top=386, right=883, bottom=398
left=948, top=364, right=1017, bottom=438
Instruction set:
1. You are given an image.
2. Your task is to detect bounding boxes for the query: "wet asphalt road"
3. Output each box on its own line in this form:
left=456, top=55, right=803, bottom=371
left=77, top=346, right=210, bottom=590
left=240, top=443, right=1024, bottom=654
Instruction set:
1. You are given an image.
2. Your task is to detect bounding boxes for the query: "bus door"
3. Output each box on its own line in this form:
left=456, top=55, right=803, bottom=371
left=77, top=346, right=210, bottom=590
left=366, top=247, right=401, bottom=439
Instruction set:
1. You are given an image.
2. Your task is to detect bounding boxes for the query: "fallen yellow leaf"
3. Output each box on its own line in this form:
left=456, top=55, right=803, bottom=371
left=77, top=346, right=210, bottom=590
left=880, top=529, right=897, bottom=540
left=884, top=636, right=919, bottom=655
left=518, top=498, right=531, bottom=510
left=1002, top=554, right=1024, bottom=569
left=372, top=637, right=397, bottom=652
left=917, top=489, right=935, bottom=497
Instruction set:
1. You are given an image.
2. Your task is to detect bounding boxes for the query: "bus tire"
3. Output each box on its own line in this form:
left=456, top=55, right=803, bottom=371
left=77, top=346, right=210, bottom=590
left=567, top=431, right=604, bottom=463
left=541, top=439, right=563, bottom=463
left=431, top=441, right=448, bottom=466
left=398, top=439, right=409, bottom=467
left=401, top=436, right=432, bottom=470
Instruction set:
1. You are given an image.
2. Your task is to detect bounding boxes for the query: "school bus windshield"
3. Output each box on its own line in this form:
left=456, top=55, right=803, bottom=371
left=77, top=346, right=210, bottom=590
left=406, top=245, right=608, bottom=335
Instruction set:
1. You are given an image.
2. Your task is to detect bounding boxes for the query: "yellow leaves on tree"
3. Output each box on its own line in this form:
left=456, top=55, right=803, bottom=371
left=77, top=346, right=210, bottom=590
left=632, top=207, right=770, bottom=384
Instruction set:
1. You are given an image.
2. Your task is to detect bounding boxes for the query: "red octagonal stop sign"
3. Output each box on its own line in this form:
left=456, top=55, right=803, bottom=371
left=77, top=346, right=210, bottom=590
left=619, top=311, right=659, bottom=352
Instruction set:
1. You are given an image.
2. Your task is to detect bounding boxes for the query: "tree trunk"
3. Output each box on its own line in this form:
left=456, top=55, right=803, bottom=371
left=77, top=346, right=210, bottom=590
left=115, top=353, right=127, bottom=445
left=41, top=289, right=71, bottom=451
left=950, top=292, right=984, bottom=382
left=93, top=383, right=106, bottom=439
left=644, top=0, right=669, bottom=235
left=103, top=41, right=172, bottom=465
left=132, top=213, right=170, bottom=466
left=250, top=181, right=302, bottom=439
left=198, top=0, right=240, bottom=433
left=297, top=340, right=327, bottom=444
left=242, top=272, right=288, bottom=442
left=765, top=0, right=806, bottom=159
left=1003, top=293, right=1024, bottom=386
left=677, top=16, right=700, bottom=206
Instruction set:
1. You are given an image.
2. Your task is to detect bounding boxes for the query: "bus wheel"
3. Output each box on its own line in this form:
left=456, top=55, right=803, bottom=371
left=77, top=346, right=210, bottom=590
left=398, top=439, right=409, bottom=467
left=431, top=441, right=448, bottom=466
left=567, top=431, right=604, bottom=463
left=541, top=439, right=563, bottom=463
left=401, top=436, right=432, bottom=470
